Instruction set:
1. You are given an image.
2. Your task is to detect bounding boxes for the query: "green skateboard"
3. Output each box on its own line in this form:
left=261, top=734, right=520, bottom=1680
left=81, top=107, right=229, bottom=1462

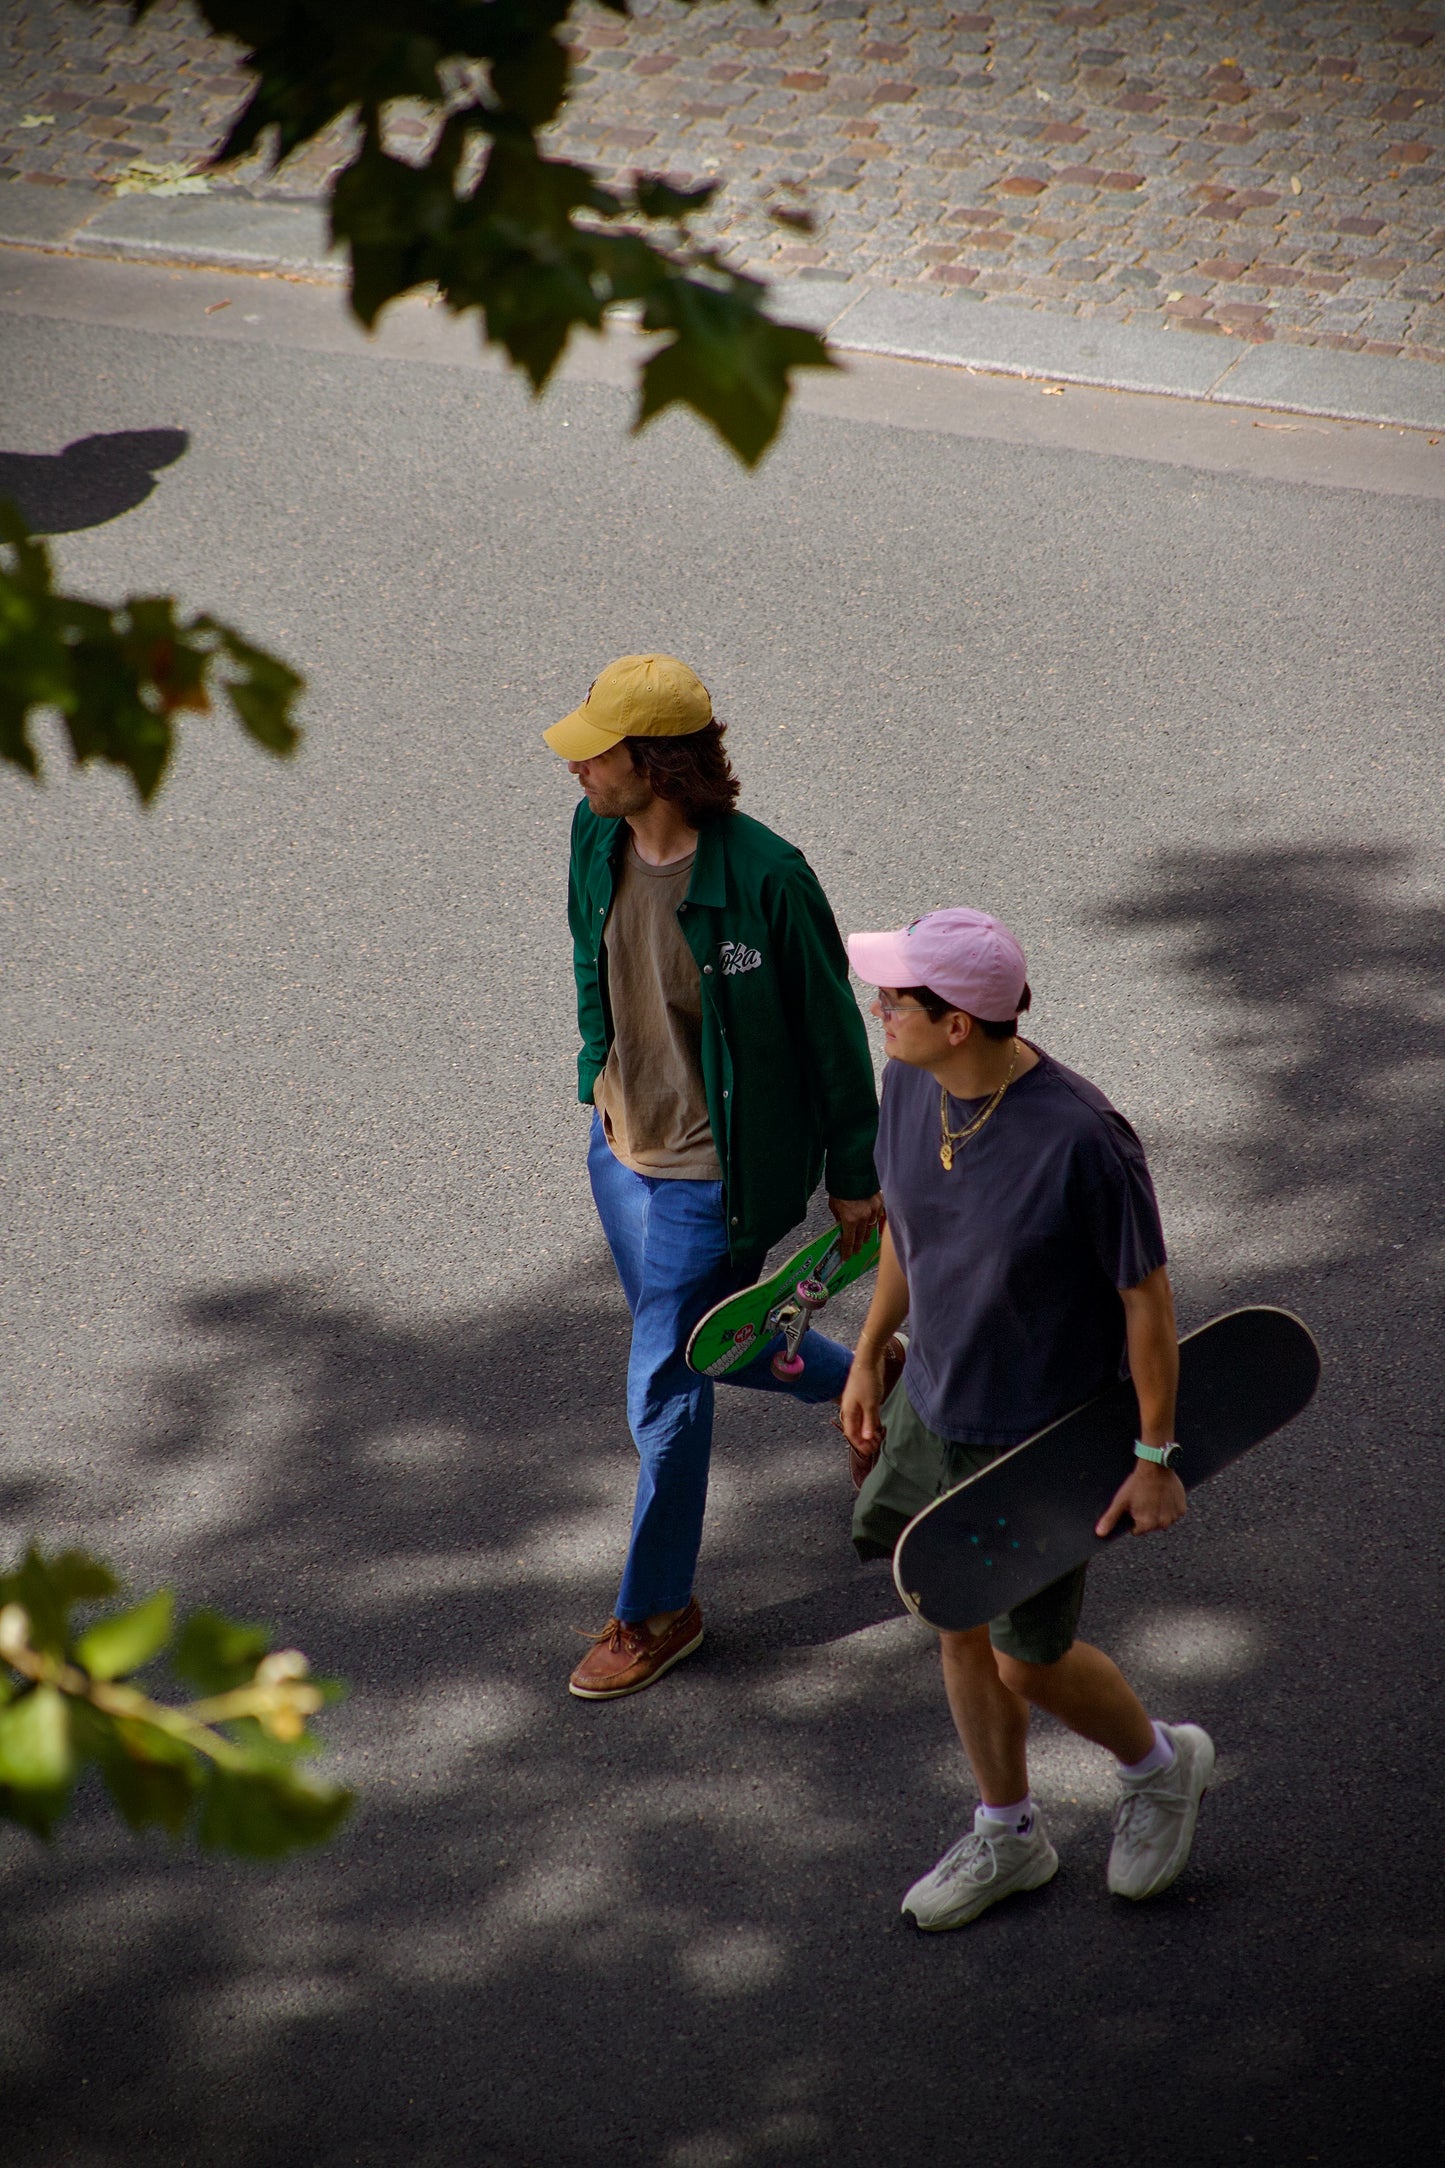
left=685, top=1225, right=881, bottom=1382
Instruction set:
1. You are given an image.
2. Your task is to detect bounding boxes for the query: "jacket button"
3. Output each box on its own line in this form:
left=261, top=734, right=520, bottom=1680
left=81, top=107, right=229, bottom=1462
left=723, top=1089, right=729, bottom=1099
left=731, top=1216, right=739, bottom=1226
left=703, top=964, right=713, bottom=975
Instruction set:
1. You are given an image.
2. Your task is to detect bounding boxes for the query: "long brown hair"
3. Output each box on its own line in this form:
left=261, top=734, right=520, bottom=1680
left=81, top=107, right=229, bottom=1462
left=625, top=719, right=740, bottom=827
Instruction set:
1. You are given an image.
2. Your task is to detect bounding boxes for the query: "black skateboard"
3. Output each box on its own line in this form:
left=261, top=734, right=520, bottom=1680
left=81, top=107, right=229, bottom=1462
left=893, top=1307, right=1320, bottom=1632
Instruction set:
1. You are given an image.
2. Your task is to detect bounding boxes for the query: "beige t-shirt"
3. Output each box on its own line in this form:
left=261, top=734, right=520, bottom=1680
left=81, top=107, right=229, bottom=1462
left=593, top=844, right=722, bottom=1179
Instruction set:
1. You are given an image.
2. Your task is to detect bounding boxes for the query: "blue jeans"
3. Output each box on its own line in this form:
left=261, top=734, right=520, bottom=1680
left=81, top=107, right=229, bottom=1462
left=588, top=1115, right=853, bottom=1622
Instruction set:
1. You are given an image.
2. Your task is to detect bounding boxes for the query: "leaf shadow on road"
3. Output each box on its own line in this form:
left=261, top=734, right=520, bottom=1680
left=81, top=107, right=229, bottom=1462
left=0, top=427, right=189, bottom=535
left=2, top=843, right=1442, bottom=2168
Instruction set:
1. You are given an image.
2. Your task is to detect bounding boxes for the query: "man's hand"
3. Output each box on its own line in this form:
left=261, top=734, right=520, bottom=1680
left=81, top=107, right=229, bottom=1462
left=839, top=1349, right=888, bottom=1460
left=828, top=1192, right=885, bottom=1261
left=1095, top=1461, right=1187, bottom=1539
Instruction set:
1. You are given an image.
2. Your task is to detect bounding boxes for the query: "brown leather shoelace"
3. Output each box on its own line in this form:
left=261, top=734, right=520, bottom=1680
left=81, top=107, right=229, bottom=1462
left=575, top=1617, right=647, bottom=1652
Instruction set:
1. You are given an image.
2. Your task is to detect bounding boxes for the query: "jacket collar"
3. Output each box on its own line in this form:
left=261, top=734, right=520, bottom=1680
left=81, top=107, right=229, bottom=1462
left=685, top=818, right=729, bottom=908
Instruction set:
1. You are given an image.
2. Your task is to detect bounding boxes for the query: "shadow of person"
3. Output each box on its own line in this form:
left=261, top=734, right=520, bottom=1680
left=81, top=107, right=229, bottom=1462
left=0, top=428, right=189, bottom=534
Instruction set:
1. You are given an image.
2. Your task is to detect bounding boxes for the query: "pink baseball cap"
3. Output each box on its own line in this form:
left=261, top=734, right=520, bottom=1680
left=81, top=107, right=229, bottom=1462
left=846, top=908, right=1028, bottom=1023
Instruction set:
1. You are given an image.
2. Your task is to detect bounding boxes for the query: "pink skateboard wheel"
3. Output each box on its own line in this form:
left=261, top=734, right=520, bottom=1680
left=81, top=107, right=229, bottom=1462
left=771, top=1351, right=807, bottom=1380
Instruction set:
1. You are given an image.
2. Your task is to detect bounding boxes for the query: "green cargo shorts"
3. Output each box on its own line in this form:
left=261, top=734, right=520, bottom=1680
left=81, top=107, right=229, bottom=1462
left=852, top=1380, right=1087, bottom=1667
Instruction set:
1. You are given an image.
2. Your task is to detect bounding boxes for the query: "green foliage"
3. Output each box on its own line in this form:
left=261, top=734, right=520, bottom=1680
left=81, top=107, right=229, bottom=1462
left=174, top=1608, right=274, bottom=1695
left=0, top=1547, right=352, bottom=1857
left=0, top=501, right=304, bottom=803
left=74, top=1589, right=175, bottom=1682
left=166, top=0, right=835, bottom=466
left=0, top=1684, right=74, bottom=1839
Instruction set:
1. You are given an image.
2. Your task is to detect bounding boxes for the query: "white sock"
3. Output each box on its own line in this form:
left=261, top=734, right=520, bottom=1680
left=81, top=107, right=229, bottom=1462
left=1119, top=1721, right=1176, bottom=1781
left=978, top=1795, right=1036, bottom=1836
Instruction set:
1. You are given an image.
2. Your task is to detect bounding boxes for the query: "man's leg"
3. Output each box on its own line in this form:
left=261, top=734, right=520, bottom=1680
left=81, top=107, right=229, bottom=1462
left=612, top=1169, right=742, bottom=1623
left=993, top=1641, right=1154, bottom=1765
left=994, top=1639, right=1215, bottom=1903
left=900, top=1625, right=1058, bottom=1932
left=572, top=1123, right=734, bottom=1698
left=939, top=1626, right=1032, bottom=1805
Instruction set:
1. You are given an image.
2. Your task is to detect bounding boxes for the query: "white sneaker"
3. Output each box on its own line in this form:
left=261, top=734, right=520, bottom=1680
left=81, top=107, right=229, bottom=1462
left=1107, top=1723, right=1216, bottom=1901
left=901, top=1808, right=1059, bottom=1931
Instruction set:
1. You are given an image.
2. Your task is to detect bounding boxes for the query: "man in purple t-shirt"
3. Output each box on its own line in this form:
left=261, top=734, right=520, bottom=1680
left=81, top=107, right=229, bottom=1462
left=840, top=907, right=1216, bottom=1932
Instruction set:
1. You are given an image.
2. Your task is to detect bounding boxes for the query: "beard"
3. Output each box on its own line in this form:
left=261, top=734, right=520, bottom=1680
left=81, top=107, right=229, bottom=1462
left=581, top=771, right=652, bottom=820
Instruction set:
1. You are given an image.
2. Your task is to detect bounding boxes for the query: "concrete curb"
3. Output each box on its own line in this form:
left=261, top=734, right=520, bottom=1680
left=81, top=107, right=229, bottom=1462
left=769, top=275, right=1445, bottom=433
left=4, top=178, right=1443, bottom=433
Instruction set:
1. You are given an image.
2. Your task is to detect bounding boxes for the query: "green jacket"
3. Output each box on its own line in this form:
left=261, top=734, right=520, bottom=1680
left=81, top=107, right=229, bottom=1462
left=568, top=804, right=879, bottom=1260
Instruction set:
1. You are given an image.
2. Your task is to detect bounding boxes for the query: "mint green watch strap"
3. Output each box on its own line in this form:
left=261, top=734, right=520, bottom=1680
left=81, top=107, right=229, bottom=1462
left=1134, top=1438, right=1181, bottom=1468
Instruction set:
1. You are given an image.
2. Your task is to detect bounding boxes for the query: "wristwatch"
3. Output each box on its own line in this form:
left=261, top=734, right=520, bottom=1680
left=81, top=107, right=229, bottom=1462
left=1134, top=1439, right=1182, bottom=1469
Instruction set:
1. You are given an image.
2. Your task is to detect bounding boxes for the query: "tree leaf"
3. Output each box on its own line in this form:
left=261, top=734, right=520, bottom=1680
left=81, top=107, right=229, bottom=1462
left=172, top=1607, right=273, bottom=1695
left=0, top=503, right=303, bottom=799
left=211, top=626, right=304, bottom=755
left=74, top=1589, right=175, bottom=1681
left=198, top=1761, right=353, bottom=1859
left=0, top=1547, right=117, bottom=1658
left=145, top=8, right=828, bottom=470
left=0, top=1685, right=74, bottom=1792
left=489, top=21, right=570, bottom=130
left=87, top=1713, right=200, bottom=1836
left=633, top=175, right=719, bottom=221
left=637, top=286, right=836, bottom=467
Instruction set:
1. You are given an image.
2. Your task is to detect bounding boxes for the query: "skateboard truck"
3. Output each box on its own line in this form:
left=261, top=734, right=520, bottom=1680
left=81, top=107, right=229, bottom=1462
left=686, top=1224, right=878, bottom=1384
left=767, top=1274, right=830, bottom=1379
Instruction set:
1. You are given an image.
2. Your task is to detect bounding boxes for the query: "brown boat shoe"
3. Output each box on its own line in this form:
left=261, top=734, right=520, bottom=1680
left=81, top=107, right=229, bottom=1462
left=568, top=1597, right=705, bottom=1701
left=836, top=1334, right=909, bottom=1493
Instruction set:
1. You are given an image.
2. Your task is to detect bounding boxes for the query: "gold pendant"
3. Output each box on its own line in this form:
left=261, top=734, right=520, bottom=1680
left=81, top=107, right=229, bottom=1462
left=940, top=1139, right=953, bottom=1172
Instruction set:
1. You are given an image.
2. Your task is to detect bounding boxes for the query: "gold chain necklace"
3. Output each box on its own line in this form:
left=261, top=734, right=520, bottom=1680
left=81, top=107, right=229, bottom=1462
left=939, top=1039, right=1019, bottom=1171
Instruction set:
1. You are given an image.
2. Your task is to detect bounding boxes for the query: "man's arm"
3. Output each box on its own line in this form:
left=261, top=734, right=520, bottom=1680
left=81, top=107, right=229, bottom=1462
left=839, top=1222, right=910, bottom=1456
left=567, top=806, right=610, bottom=1104
left=1096, top=1264, right=1186, bottom=1537
left=773, top=864, right=883, bottom=1256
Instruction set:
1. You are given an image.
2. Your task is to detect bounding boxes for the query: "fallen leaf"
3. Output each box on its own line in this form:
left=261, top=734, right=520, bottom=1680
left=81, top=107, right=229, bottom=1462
left=204, top=299, right=231, bottom=313
left=1290, top=175, right=1303, bottom=193
left=1166, top=289, right=1184, bottom=301
left=1041, top=384, right=1065, bottom=395
left=113, top=159, right=210, bottom=198
left=18, top=115, right=56, bottom=129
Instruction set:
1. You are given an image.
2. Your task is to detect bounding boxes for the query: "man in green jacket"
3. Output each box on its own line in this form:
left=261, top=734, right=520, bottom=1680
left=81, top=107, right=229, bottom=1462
left=546, top=653, right=889, bottom=1701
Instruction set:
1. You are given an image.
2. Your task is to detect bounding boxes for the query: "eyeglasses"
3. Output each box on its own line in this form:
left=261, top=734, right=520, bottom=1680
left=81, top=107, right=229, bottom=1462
left=872, top=997, right=935, bottom=1023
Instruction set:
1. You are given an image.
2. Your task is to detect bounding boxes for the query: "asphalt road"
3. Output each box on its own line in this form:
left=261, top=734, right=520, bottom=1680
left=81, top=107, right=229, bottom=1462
left=1, top=252, right=1442, bottom=2168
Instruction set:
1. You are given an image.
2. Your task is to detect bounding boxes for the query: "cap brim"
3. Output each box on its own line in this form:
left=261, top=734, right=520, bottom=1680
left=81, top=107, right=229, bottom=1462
left=846, top=929, right=915, bottom=989
left=543, top=707, right=626, bottom=760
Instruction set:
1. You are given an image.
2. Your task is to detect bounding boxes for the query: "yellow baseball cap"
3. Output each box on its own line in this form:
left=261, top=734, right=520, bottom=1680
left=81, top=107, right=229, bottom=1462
left=543, top=653, right=713, bottom=760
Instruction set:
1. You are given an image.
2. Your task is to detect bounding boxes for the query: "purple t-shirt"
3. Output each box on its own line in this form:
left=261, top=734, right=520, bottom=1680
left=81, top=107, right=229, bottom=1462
left=877, top=1048, right=1167, bottom=1447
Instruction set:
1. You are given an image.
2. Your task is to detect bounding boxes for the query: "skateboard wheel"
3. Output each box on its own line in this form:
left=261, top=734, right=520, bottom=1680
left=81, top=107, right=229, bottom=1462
left=771, top=1351, right=807, bottom=1380
left=795, top=1277, right=828, bottom=1311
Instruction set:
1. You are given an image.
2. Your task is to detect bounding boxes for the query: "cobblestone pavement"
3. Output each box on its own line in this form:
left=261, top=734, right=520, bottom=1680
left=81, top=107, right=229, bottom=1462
left=3, top=0, right=1442, bottom=362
